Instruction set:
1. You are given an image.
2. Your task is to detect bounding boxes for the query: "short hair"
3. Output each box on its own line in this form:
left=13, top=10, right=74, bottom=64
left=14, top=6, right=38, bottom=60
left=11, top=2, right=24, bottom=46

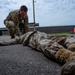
left=20, top=5, right=28, bottom=12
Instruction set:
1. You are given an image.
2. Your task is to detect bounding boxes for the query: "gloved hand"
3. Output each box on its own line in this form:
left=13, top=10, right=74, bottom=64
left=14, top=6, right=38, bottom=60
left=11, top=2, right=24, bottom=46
left=5, top=21, right=15, bottom=28
left=5, top=21, right=15, bottom=34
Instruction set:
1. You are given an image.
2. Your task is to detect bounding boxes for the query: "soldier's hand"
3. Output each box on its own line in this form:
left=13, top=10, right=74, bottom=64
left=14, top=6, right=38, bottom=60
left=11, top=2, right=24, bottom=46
left=5, top=21, right=15, bottom=28
left=4, top=21, right=15, bottom=32
left=6, top=21, right=15, bottom=26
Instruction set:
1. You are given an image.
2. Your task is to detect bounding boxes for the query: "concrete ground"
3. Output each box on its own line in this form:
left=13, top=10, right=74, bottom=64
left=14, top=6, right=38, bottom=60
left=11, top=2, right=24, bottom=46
left=0, top=36, right=61, bottom=75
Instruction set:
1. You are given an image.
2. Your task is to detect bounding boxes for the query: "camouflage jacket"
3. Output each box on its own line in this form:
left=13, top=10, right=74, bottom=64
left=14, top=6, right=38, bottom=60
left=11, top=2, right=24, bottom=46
left=4, top=10, right=28, bottom=27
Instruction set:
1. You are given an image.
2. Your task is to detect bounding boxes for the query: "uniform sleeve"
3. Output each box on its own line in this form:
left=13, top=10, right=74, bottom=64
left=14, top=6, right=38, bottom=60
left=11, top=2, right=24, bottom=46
left=24, top=15, right=30, bottom=32
left=4, top=13, right=12, bottom=25
left=24, top=15, right=28, bottom=26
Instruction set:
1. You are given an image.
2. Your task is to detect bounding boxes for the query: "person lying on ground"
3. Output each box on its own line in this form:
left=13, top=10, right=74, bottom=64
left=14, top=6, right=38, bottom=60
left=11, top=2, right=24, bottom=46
left=0, top=31, right=75, bottom=75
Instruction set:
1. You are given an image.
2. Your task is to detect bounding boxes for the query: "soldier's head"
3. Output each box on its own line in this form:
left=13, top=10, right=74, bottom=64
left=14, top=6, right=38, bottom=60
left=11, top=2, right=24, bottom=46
left=19, top=5, right=28, bottom=17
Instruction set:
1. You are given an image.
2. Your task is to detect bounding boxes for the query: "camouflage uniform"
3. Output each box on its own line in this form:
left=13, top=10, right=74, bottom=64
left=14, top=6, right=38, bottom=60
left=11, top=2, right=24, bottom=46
left=4, top=10, right=29, bottom=38
left=65, top=34, right=75, bottom=51
left=0, top=31, right=74, bottom=63
left=0, top=31, right=75, bottom=75
left=61, top=60, right=75, bottom=75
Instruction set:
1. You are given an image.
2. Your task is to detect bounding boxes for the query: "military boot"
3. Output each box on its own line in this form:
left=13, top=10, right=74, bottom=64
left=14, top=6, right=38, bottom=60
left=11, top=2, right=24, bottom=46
left=61, top=60, right=75, bottom=75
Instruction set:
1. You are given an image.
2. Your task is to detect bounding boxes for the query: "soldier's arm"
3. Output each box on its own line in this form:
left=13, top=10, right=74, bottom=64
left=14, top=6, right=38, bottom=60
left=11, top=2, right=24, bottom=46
left=4, top=13, right=12, bottom=26
left=24, top=15, right=30, bottom=32
left=24, top=15, right=28, bottom=26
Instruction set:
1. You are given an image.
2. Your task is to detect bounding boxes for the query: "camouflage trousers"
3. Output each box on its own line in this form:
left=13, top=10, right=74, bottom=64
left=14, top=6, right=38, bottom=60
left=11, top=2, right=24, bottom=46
left=7, top=25, right=20, bottom=38
left=7, top=24, right=30, bottom=38
left=65, top=34, right=75, bottom=51
left=0, top=31, right=75, bottom=65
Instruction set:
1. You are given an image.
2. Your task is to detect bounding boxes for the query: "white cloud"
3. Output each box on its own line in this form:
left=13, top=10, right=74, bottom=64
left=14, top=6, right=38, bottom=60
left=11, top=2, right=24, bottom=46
left=0, top=0, right=75, bottom=27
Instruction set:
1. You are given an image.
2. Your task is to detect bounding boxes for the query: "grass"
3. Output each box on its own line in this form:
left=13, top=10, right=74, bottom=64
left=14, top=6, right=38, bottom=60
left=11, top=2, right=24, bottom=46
left=1, top=32, right=71, bottom=36
left=54, top=32, right=70, bottom=35
left=48, top=32, right=71, bottom=35
left=2, top=34, right=9, bottom=36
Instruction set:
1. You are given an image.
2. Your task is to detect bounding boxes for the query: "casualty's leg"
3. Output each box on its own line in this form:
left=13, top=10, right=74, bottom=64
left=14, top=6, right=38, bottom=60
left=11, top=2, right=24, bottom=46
left=66, top=43, right=75, bottom=52
left=42, top=41, right=75, bottom=65
left=65, top=34, right=75, bottom=51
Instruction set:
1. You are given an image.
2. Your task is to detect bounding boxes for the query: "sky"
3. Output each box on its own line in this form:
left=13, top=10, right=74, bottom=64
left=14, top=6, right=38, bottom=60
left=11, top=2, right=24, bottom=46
left=0, top=0, right=75, bottom=27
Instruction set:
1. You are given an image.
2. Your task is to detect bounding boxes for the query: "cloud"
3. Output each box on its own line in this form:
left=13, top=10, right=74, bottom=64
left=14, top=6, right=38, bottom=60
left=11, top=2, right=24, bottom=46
left=0, top=0, right=75, bottom=27
left=35, top=0, right=75, bottom=26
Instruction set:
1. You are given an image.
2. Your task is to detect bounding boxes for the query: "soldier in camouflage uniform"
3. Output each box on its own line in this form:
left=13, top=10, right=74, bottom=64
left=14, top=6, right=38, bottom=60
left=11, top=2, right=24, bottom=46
left=4, top=5, right=30, bottom=39
left=0, top=31, right=75, bottom=75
